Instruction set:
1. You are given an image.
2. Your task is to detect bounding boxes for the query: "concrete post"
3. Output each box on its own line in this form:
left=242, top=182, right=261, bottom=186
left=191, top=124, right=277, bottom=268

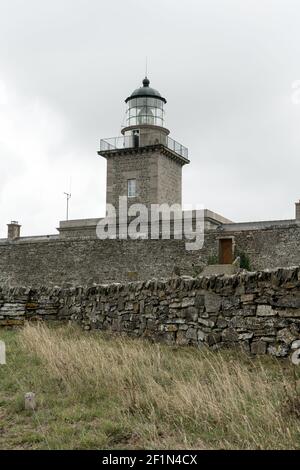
left=7, top=221, right=21, bottom=240
left=24, top=392, right=36, bottom=411
left=0, top=340, right=6, bottom=365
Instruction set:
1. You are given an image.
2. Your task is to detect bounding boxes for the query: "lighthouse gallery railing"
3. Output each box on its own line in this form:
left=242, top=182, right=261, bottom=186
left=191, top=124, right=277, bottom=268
left=100, top=134, right=189, bottom=159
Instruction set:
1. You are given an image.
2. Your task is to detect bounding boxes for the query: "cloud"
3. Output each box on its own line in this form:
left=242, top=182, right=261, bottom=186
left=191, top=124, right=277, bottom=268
left=0, top=77, right=105, bottom=237
left=0, top=0, right=300, bottom=237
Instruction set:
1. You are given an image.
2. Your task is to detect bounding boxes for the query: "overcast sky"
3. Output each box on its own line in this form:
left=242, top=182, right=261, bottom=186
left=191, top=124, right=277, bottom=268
left=0, top=0, right=300, bottom=237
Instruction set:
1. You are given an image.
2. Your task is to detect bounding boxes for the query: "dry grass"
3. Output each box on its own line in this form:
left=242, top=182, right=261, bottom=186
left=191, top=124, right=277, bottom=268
left=1, top=323, right=300, bottom=449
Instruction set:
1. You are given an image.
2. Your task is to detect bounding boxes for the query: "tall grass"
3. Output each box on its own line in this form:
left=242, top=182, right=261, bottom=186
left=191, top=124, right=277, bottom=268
left=17, top=323, right=300, bottom=449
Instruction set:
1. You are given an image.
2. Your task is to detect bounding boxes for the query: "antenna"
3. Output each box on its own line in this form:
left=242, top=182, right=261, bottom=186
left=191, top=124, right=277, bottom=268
left=64, top=192, right=71, bottom=221
left=145, top=56, right=148, bottom=77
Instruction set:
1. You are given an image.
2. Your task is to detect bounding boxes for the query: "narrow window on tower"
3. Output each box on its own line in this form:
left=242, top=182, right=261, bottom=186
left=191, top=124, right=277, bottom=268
left=127, top=179, right=137, bottom=198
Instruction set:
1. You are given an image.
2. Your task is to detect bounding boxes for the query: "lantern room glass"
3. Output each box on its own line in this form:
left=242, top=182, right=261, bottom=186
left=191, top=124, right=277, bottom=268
left=126, top=97, right=165, bottom=127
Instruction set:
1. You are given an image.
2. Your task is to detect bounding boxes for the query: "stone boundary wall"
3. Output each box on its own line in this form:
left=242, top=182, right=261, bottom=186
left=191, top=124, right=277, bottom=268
left=1, top=266, right=300, bottom=356
left=1, top=225, right=300, bottom=287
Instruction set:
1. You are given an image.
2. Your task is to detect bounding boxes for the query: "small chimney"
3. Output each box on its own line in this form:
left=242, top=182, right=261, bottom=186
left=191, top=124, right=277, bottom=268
left=7, top=221, right=21, bottom=241
left=296, top=201, right=300, bottom=222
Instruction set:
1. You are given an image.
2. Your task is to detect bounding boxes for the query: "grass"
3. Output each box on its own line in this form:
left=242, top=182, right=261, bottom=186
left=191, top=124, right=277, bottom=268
left=0, top=323, right=300, bottom=449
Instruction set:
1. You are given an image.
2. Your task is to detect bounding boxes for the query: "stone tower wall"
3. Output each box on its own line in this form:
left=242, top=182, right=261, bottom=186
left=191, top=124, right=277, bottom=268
left=157, top=153, right=182, bottom=205
left=105, top=149, right=183, bottom=209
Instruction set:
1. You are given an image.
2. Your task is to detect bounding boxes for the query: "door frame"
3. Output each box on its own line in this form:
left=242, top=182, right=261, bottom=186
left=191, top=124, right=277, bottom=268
left=217, top=236, right=235, bottom=265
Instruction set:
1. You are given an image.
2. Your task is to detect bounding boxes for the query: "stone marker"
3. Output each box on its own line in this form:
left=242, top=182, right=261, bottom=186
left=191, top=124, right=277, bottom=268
left=0, top=340, right=6, bottom=365
left=25, top=392, right=36, bottom=411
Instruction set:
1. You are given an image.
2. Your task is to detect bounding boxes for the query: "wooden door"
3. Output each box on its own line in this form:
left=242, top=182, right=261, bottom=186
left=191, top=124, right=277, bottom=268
left=219, top=239, right=233, bottom=264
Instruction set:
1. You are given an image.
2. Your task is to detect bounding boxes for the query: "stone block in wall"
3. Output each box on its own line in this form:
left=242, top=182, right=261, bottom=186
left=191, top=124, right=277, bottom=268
left=206, top=333, right=221, bottom=346
left=158, top=290, right=166, bottom=300
left=268, top=343, right=289, bottom=357
left=159, top=332, right=176, bottom=345
left=125, top=302, right=134, bottom=311
left=241, top=293, right=255, bottom=303
left=165, top=324, right=178, bottom=332
left=260, top=336, right=276, bottom=343
left=253, top=328, right=276, bottom=337
left=0, top=303, right=25, bottom=316
left=70, top=305, right=81, bottom=315
left=245, top=317, right=276, bottom=331
left=179, top=306, right=198, bottom=322
left=216, top=317, right=229, bottom=328
left=127, top=272, right=138, bottom=281
left=186, top=327, right=198, bottom=341
left=257, top=305, right=278, bottom=316
left=222, top=296, right=241, bottom=311
left=25, top=303, right=39, bottom=310
left=275, top=296, right=300, bottom=309
left=176, top=331, right=189, bottom=346
left=198, top=310, right=209, bottom=318
left=234, top=306, right=256, bottom=316
left=277, top=326, right=299, bottom=345
left=195, top=294, right=205, bottom=309
left=198, top=318, right=215, bottom=328
left=181, top=297, right=195, bottom=308
left=132, top=303, right=139, bottom=314
left=36, top=309, right=58, bottom=317
left=144, top=304, right=155, bottom=316
left=167, top=318, right=186, bottom=325
left=278, top=309, right=300, bottom=318
left=229, top=316, right=248, bottom=330
left=251, top=341, right=267, bottom=355
left=238, top=332, right=254, bottom=341
left=198, top=330, right=206, bottom=341
left=221, top=328, right=239, bottom=342
left=92, top=319, right=106, bottom=329
left=123, top=319, right=138, bottom=331
left=112, top=318, right=122, bottom=331
left=146, top=318, right=156, bottom=330
left=205, top=293, right=221, bottom=313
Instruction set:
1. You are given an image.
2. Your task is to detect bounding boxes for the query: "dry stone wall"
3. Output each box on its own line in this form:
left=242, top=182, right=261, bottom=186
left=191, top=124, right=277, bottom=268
left=1, top=266, right=300, bottom=356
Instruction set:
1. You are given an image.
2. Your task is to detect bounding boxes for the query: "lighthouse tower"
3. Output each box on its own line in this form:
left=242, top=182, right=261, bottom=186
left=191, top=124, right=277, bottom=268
left=98, top=77, right=190, bottom=211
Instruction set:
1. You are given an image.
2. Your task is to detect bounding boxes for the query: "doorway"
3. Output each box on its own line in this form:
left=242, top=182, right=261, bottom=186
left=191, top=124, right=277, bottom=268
left=132, top=130, right=140, bottom=148
left=219, top=238, right=233, bottom=264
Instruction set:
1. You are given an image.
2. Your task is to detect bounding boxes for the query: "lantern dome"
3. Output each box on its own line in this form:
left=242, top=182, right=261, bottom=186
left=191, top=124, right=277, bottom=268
left=125, top=77, right=166, bottom=128
left=125, top=77, right=167, bottom=103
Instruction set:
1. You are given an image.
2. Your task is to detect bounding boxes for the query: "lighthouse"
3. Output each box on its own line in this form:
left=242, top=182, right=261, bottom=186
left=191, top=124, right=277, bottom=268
left=98, top=77, right=190, bottom=211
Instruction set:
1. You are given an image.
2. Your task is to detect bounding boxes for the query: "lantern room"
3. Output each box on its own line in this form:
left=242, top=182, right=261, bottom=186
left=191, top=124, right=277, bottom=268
left=124, top=77, right=167, bottom=128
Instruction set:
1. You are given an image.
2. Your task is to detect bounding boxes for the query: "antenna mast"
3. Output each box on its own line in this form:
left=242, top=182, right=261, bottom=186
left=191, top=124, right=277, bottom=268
left=64, top=192, right=71, bottom=221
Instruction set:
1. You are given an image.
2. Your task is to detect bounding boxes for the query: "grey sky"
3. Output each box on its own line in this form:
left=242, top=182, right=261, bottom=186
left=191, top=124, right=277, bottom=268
left=0, top=0, right=300, bottom=237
